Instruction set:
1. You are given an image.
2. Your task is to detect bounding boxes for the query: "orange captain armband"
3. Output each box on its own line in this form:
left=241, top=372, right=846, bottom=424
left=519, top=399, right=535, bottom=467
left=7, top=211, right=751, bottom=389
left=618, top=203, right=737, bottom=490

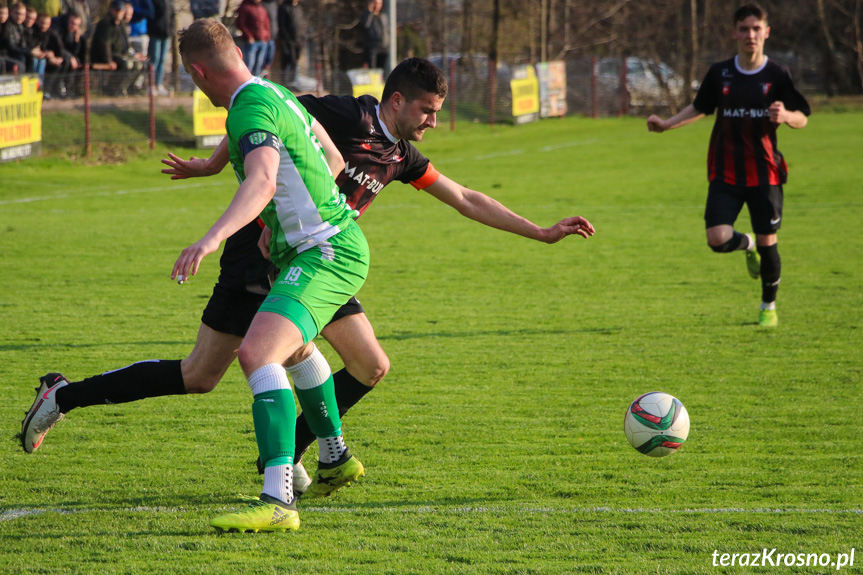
left=256, top=217, right=266, bottom=229
left=410, top=163, right=441, bottom=190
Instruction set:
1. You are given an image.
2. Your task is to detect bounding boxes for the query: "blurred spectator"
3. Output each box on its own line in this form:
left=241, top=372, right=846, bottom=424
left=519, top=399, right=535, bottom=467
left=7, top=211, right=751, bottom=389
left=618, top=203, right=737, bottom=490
left=259, top=0, right=276, bottom=77
left=277, top=0, right=303, bottom=85
left=126, top=0, right=152, bottom=56
left=189, top=0, right=219, bottom=20
left=91, top=0, right=145, bottom=95
left=235, top=0, right=269, bottom=76
left=2, top=3, right=32, bottom=73
left=55, top=12, right=84, bottom=95
left=59, top=0, right=90, bottom=39
left=147, top=0, right=171, bottom=95
left=23, top=3, right=37, bottom=52
left=360, top=0, right=388, bottom=72
left=28, top=0, right=62, bottom=17
left=1, top=2, right=26, bottom=73
left=32, top=13, right=63, bottom=94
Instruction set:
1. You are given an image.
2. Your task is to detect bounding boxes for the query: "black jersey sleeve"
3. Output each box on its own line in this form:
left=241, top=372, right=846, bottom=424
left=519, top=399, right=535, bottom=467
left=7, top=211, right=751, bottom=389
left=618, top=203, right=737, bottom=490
left=775, top=65, right=811, bottom=116
left=396, top=142, right=431, bottom=184
left=692, top=64, right=720, bottom=115
left=297, top=94, right=364, bottom=135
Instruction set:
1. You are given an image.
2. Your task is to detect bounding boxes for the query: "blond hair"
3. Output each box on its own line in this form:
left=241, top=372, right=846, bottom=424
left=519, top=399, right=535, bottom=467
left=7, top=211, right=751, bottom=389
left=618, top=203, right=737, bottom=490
left=178, top=19, right=241, bottom=72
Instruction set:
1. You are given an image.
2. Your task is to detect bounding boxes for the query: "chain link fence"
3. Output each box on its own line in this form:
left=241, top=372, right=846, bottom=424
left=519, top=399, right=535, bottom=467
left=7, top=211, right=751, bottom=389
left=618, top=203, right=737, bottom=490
left=30, top=48, right=828, bottom=154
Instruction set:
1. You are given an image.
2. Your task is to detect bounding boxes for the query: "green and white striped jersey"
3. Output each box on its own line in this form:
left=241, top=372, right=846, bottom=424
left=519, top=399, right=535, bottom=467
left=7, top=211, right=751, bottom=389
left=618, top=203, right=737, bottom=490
left=226, top=77, right=357, bottom=265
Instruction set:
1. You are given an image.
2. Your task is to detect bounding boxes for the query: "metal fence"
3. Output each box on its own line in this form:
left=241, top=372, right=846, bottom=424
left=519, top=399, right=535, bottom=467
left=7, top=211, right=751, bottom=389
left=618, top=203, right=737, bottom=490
left=30, top=52, right=822, bottom=153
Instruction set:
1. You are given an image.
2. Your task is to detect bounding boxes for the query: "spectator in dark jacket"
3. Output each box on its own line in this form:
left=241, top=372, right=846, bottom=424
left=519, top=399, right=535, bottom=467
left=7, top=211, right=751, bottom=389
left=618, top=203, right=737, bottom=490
left=277, top=0, right=303, bottom=85
left=51, top=12, right=85, bottom=96
left=90, top=0, right=145, bottom=95
left=1, top=3, right=32, bottom=72
left=1, top=3, right=26, bottom=73
left=360, top=0, right=388, bottom=72
left=59, top=0, right=91, bottom=39
left=234, top=0, right=269, bottom=76
left=32, top=13, right=64, bottom=94
left=147, top=0, right=171, bottom=94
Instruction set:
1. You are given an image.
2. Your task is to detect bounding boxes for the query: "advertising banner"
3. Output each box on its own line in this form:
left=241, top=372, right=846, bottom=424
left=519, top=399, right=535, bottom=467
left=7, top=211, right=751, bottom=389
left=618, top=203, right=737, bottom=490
left=536, top=61, right=567, bottom=118
left=0, top=75, right=42, bottom=163
left=347, top=68, right=385, bottom=101
left=510, top=65, right=539, bottom=124
left=193, top=88, right=227, bottom=148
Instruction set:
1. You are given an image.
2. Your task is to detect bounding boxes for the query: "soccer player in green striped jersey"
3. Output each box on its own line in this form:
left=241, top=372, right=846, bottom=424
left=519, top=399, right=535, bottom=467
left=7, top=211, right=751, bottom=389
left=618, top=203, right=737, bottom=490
left=172, top=18, right=367, bottom=532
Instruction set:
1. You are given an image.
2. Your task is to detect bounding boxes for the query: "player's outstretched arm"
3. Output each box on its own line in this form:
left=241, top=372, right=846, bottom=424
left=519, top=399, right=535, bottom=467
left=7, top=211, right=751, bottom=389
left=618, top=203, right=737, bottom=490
left=423, top=174, right=594, bottom=244
left=647, top=104, right=704, bottom=133
left=161, top=136, right=230, bottom=180
left=172, top=146, right=279, bottom=283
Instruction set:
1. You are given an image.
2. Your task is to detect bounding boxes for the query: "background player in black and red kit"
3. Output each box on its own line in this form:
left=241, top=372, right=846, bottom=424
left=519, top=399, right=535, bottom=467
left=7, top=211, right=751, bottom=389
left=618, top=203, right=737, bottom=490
left=22, top=57, right=595, bottom=492
left=647, top=2, right=809, bottom=327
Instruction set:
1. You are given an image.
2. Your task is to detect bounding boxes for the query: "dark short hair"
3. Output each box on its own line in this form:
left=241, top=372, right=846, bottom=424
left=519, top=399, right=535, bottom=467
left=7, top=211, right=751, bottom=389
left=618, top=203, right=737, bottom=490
left=381, top=58, right=448, bottom=104
left=734, top=2, right=767, bottom=25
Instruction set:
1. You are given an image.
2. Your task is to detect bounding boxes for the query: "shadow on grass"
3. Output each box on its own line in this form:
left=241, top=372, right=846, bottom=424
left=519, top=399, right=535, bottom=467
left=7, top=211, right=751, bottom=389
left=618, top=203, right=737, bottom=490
left=379, top=327, right=620, bottom=341
left=0, top=341, right=194, bottom=352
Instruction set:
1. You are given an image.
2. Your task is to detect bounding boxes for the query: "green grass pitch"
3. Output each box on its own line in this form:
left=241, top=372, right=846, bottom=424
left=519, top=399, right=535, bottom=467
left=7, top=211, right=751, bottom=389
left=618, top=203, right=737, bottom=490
left=1, top=113, right=861, bottom=574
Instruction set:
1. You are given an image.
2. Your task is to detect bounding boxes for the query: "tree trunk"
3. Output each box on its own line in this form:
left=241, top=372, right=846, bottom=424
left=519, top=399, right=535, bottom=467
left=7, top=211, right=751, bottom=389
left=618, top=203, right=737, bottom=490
left=490, top=0, right=499, bottom=62
left=816, top=0, right=840, bottom=96
left=461, top=0, right=473, bottom=58
left=855, top=0, right=863, bottom=92
left=688, top=0, right=698, bottom=97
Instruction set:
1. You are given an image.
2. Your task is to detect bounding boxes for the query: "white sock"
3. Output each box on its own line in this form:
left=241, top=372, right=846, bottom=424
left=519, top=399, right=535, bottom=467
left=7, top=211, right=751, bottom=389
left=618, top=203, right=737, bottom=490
left=248, top=363, right=291, bottom=395
left=285, top=344, right=331, bottom=390
left=318, top=435, right=346, bottom=464
left=745, top=233, right=755, bottom=251
left=263, top=463, right=293, bottom=504
left=760, top=301, right=776, bottom=311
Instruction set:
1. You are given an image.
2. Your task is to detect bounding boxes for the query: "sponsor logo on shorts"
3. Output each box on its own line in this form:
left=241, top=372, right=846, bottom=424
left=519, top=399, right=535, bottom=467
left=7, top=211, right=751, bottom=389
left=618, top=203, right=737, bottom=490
left=770, top=216, right=781, bottom=225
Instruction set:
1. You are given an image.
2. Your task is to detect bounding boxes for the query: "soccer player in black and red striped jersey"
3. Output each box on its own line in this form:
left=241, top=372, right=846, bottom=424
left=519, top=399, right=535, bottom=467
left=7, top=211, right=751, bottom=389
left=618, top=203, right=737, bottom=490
left=647, top=2, right=810, bottom=327
left=22, top=56, right=594, bottom=496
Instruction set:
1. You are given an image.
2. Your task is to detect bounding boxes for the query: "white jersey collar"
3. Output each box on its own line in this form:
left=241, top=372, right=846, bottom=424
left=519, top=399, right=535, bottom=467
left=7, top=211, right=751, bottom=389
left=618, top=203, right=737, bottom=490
left=229, top=76, right=266, bottom=109
left=734, top=54, right=769, bottom=75
left=375, top=104, right=399, bottom=143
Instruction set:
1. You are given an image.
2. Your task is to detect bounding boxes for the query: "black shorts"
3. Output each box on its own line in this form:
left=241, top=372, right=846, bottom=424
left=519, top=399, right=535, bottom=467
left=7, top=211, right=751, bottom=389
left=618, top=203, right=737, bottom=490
left=201, top=282, right=365, bottom=338
left=705, top=180, right=783, bottom=235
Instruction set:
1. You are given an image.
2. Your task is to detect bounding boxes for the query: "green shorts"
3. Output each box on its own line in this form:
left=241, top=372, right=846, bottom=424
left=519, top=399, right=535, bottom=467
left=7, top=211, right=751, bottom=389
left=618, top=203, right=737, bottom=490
left=258, top=221, right=369, bottom=344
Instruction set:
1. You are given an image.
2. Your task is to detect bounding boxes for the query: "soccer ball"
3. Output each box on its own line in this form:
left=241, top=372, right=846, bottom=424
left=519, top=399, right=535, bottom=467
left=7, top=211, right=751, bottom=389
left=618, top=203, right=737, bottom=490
left=624, top=392, right=690, bottom=457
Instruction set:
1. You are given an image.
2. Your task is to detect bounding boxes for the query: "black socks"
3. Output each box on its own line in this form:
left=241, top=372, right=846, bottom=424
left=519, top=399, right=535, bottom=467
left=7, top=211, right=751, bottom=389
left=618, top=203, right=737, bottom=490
left=55, top=359, right=185, bottom=413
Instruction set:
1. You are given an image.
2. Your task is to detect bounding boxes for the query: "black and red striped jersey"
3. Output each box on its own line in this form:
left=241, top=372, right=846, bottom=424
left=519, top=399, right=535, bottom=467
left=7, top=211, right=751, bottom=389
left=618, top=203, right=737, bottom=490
left=298, top=94, right=439, bottom=216
left=693, top=56, right=810, bottom=187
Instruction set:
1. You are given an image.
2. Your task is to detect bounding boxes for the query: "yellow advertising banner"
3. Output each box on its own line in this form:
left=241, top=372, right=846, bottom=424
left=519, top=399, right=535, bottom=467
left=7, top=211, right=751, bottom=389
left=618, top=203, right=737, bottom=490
left=193, top=88, right=227, bottom=147
left=510, top=65, right=539, bottom=122
left=347, top=68, right=384, bottom=101
left=0, top=75, right=42, bottom=162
